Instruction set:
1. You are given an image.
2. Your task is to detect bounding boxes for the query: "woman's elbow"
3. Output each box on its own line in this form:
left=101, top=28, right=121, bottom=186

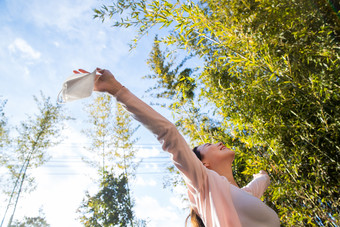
left=158, top=124, right=181, bottom=151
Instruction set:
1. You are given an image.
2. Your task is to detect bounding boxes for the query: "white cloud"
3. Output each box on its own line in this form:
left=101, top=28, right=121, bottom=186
left=135, top=196, right=184, bottom=227
left=136, top=146, right=162, bottom=158
left=15, top=172, right=94, bottom=227
left=135, top=176, right=157, bottom=187
left=173, top=183, right=188, bottom=195
left=169, top=195, right=189, bottom=210
left=8, top=38, right=41, bottom=60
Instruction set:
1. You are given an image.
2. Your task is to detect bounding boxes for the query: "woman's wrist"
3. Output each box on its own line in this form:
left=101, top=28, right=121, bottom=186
left=107, top=78, right=123, bottom=96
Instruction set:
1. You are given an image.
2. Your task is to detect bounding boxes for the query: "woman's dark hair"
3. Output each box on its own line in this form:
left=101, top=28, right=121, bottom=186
left=192, top=146, right=202, bottom=161
left=186, top=208, right=205, bottom=227
left=185, top=147, right=205, bottom=227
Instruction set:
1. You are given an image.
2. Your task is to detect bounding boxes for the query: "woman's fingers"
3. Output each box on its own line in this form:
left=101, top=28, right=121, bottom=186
left=96, top=67, right=105, bottom=74
left=79, top=69, right=89, bottom=73
left=72, top=67, right=111, bottom=78
left=73, top=69, right=90, bottom=74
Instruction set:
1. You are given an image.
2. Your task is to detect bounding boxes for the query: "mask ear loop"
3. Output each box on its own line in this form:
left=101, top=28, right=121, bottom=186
left=56, top=89, right=65, bottom=104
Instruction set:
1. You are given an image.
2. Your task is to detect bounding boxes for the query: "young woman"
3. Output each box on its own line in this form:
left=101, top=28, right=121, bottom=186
left=73, top=68, right=280, bottom=227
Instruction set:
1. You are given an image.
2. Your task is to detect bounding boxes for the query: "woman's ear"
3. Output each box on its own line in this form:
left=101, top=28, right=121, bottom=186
left=203, top=162, right=210, bottom=168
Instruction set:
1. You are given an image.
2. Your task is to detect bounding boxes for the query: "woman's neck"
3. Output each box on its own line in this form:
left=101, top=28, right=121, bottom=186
left=214, top=163, right=239, bottom=188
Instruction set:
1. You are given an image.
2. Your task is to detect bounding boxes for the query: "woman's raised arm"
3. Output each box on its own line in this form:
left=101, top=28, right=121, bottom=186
left=83, top=68, right=208, bottom=191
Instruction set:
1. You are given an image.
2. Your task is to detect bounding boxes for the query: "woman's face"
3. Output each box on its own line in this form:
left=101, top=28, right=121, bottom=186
left=197, top=142, right=235, bottom=168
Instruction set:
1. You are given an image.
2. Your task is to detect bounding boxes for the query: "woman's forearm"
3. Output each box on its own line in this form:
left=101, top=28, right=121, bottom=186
left=112, top=86, right=177, bottom=142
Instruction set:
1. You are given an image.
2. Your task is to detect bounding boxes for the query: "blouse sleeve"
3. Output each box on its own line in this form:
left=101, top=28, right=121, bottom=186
left=242, top=171, right=271, bottom=199
left=114, top=87, right=207, bottom=192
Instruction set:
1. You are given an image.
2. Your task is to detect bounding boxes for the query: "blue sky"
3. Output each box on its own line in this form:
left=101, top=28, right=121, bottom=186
left=0, top=0, right=189, bottom=226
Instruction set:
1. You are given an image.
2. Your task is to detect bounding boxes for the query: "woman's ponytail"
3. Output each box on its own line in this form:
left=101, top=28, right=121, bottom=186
left=186, top=208, right=205, bottom=227
left=187, top=147, right=205, bottom=226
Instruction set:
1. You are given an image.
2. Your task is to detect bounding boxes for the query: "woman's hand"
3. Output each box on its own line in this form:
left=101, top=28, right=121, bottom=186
left=259, top=170, right=268, bottom=175
left=253, top=170, right=268, bottom=179
left=93, top=68, right=119, bottom=93
left=73, top=68, right=122, bottom=95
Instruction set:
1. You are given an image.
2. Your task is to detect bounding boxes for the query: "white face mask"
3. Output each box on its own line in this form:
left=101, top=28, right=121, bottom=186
left=58, top=70, right=97, bottom=103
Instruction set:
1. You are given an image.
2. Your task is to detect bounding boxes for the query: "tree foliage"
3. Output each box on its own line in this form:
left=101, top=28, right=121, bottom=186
left=9, top=208, right=50, bottom=227
left=0, top=98, right=9, bottom=150
left=82, top=93, right=139, bottom=175
left=1, top=92, right=67, bottom=226
left=77, top=172, right=145, bottom=227
left=3, top=93, right=66, bottom=192
left=95, top=0, right=339, bottom=226
left=80, top=93, right=143, bottom=226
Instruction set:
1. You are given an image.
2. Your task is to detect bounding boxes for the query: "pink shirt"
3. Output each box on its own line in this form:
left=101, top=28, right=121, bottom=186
left=115, top=87, right=280, bottom=227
